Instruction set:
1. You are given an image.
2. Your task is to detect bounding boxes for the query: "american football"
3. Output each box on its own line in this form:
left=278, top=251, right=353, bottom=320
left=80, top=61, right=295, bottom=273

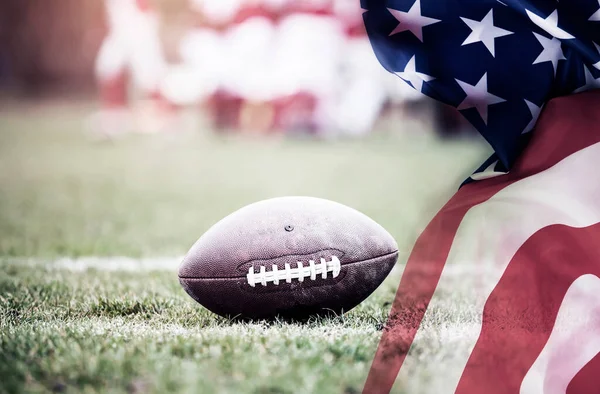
left=178, top=196, right=398, bottom=319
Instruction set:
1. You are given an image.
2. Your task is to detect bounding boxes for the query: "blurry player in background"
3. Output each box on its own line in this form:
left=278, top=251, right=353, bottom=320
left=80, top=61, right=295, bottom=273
left=272, top=0, right=343, bottom=135
left=330, top=0, right=387, bottom=137
left=171, top=0, right=240, bottom=129
left=178, top=0, right=280, bottom=133
left=225, top=0, right=281, bottom=133
left=92, top=0, right=168, bottom=135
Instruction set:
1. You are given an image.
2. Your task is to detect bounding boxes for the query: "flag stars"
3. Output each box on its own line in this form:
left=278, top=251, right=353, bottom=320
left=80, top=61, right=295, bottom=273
left=387, top=0, right=441, bottom=42
left=470, top=160, right=508, bottom=181
left=456, top=73, right=506, bottom=125
left=575, top=66, right=600, bottom=93
left=394, top=55, right=434, bottom=92
left=590, top=1, right=600, bottom=21
left=460, top=9, right=513, bottom=57
left=525, top=9, right=574, bottom=39
left=523, top=100, right=543, bottom=134
left=532, top=32, right=566, bottom=76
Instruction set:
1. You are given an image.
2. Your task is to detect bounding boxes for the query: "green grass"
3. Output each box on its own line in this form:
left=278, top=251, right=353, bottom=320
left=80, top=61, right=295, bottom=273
left=0, top=105, right=489, bottom=393
left=0, top=261, right=396, bottom=394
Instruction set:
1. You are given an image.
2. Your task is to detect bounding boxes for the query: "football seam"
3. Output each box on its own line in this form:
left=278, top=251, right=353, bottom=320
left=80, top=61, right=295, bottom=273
left=178, top=250, right=399, bottom=280
left=234, top=248, right=346, bottom=272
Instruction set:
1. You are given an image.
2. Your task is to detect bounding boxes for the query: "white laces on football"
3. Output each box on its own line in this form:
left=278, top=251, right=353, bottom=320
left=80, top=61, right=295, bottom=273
left=246, top=256, right=341, bottom=287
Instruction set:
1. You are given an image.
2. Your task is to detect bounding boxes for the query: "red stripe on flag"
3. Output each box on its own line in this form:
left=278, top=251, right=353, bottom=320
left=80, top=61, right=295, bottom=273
left=567, top=352, right=600, bottom=394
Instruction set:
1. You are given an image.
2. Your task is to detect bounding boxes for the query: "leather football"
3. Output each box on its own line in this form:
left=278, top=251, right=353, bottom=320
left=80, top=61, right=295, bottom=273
left=179, top=197, right=398, bottom=319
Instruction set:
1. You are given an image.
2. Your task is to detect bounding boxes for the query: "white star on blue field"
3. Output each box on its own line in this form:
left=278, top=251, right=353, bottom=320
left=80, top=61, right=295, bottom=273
left=362, top=0, right=600, bottom=180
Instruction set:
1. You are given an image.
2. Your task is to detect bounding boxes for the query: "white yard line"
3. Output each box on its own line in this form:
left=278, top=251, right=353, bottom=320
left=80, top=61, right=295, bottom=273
left=54, top=256, right=185, bottom=272
left=2, top=256, right=184, bottom=272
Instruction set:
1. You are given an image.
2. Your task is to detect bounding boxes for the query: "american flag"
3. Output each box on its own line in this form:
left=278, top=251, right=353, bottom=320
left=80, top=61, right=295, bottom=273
left=360, top=0, right=600, bottom=393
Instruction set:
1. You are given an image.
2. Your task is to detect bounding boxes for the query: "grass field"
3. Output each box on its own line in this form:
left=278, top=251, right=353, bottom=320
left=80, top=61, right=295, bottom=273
left=0, top=105, right=489, bottom=394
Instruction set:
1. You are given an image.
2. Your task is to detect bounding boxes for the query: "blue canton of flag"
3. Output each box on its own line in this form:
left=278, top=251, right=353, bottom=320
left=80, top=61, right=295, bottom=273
left=361, top=0, right=600, bottom=180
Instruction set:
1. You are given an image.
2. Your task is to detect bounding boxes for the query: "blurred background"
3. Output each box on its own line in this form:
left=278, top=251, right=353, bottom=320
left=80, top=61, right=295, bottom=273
left=0, top=3, right=493, bottom=391
left=0, top=0, right=490, bottom=260
left=0, top=0, right=478, bottom=137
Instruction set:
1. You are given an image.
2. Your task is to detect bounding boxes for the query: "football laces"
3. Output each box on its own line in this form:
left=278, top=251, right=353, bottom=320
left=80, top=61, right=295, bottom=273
left=246, top=256, right=341, bottom=287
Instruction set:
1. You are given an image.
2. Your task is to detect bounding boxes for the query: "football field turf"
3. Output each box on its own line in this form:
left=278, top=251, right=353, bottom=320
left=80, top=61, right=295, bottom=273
left=0, top=106, right=489, bottom=393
